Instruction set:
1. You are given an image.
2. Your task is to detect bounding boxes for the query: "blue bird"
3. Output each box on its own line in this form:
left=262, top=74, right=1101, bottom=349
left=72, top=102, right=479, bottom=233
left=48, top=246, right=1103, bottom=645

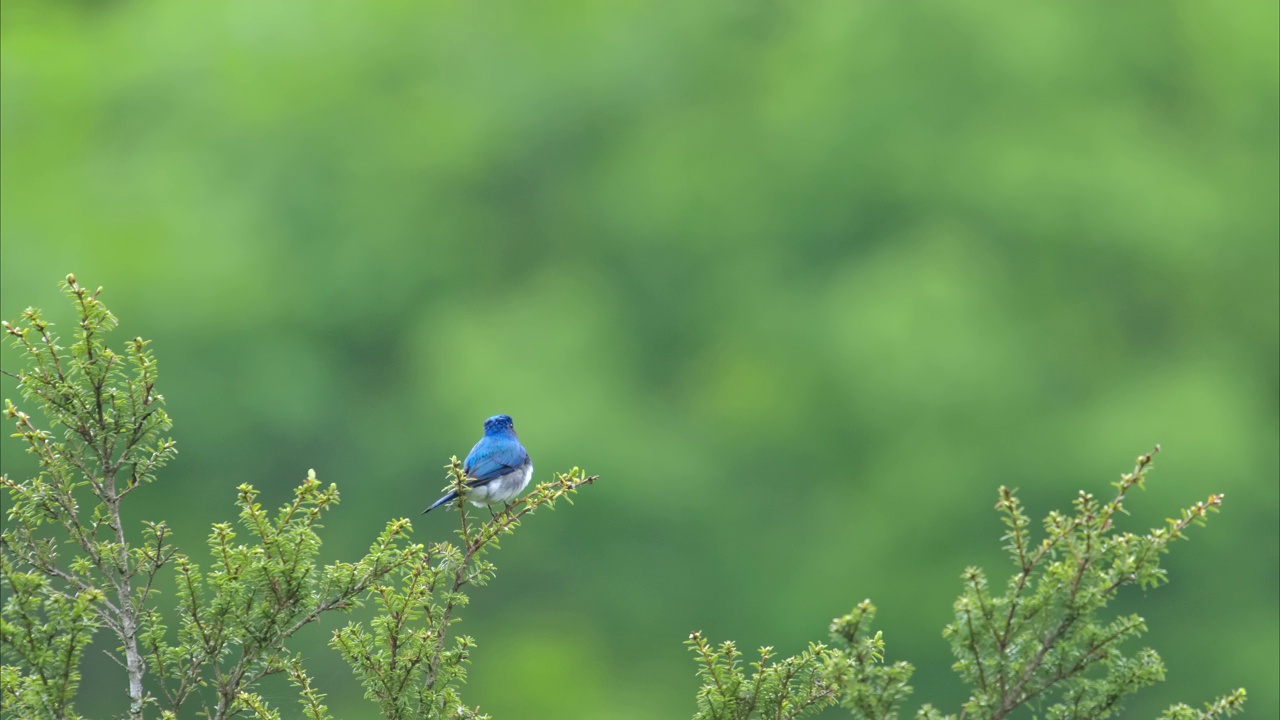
left=423, top=414, right=533, bottom=514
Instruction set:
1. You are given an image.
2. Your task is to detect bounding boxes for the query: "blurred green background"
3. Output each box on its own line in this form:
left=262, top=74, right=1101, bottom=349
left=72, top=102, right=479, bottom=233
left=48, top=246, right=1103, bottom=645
left=2, top=1, right=1277, bottom=718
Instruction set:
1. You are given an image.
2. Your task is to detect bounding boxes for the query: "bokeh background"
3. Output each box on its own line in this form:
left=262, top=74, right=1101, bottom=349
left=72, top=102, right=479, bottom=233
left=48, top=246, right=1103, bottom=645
left=2, top=1, right=1277, bottom=718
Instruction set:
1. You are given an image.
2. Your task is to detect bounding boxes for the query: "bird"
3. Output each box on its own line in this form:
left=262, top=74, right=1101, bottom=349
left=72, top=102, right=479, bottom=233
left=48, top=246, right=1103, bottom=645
left=423, top=414, right=533, bottom=514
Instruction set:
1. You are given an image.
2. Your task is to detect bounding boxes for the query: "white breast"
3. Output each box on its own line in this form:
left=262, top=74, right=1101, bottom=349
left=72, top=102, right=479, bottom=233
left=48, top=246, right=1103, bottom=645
left=467, top=463, right=533, bottom=506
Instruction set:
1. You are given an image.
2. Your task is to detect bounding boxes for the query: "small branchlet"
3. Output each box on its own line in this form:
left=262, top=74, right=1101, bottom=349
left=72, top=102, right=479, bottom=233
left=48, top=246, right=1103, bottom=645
left=1157, top=688, right=1247, bottom=720
left=0, top=560, right=102, bottom=720
left=686, top=628, right=850, bottom=720
left=831, top=601, right=914, bottom=720
left=236, top=653, right=333, bottom=720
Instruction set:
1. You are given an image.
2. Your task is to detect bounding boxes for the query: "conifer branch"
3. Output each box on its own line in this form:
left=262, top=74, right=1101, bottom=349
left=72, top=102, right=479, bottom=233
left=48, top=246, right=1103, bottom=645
left=690, top=449, right=1243, bottom=720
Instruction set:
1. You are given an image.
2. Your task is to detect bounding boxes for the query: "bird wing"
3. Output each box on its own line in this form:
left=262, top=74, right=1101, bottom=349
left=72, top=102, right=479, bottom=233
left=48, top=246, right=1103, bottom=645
left=463, top=436, right=528, bottom=484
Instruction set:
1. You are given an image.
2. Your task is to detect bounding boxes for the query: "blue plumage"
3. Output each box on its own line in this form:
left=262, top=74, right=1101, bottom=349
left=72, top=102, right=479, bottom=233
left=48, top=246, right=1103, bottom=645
left=423, top=414, right=533, bottom=514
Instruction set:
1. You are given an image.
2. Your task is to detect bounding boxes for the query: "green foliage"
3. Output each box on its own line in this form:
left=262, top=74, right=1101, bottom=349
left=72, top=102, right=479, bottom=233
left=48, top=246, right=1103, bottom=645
left=1156, top=689, right=1247, bottom=720
left=144, top=476, right=418, bottom=719
left=0, top=278, right=596, bottom=719
left=0, top=565, right=100, bottom=720
left=687, top=631, right=850, bottom=720
left=687, top=599, right=918, bottom=720
left=943, top=449, right=1225, bottom=720
left=830, top=602, right=914, bottom=720
left=689, top=450, right=1245, bottom=720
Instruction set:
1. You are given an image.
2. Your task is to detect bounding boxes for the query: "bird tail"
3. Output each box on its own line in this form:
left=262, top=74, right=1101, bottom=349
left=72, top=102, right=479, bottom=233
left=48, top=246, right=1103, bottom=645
left=422, top=490, right=459, bottom=514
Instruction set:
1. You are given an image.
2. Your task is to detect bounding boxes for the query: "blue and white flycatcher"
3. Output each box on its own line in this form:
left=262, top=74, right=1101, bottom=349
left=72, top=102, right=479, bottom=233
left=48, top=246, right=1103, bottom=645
left=423, top=414, right=533, bottom=513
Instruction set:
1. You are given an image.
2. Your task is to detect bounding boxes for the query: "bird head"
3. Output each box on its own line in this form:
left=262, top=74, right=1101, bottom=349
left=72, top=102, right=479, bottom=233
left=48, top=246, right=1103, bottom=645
left=483, top=414, right=516, bottom=436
